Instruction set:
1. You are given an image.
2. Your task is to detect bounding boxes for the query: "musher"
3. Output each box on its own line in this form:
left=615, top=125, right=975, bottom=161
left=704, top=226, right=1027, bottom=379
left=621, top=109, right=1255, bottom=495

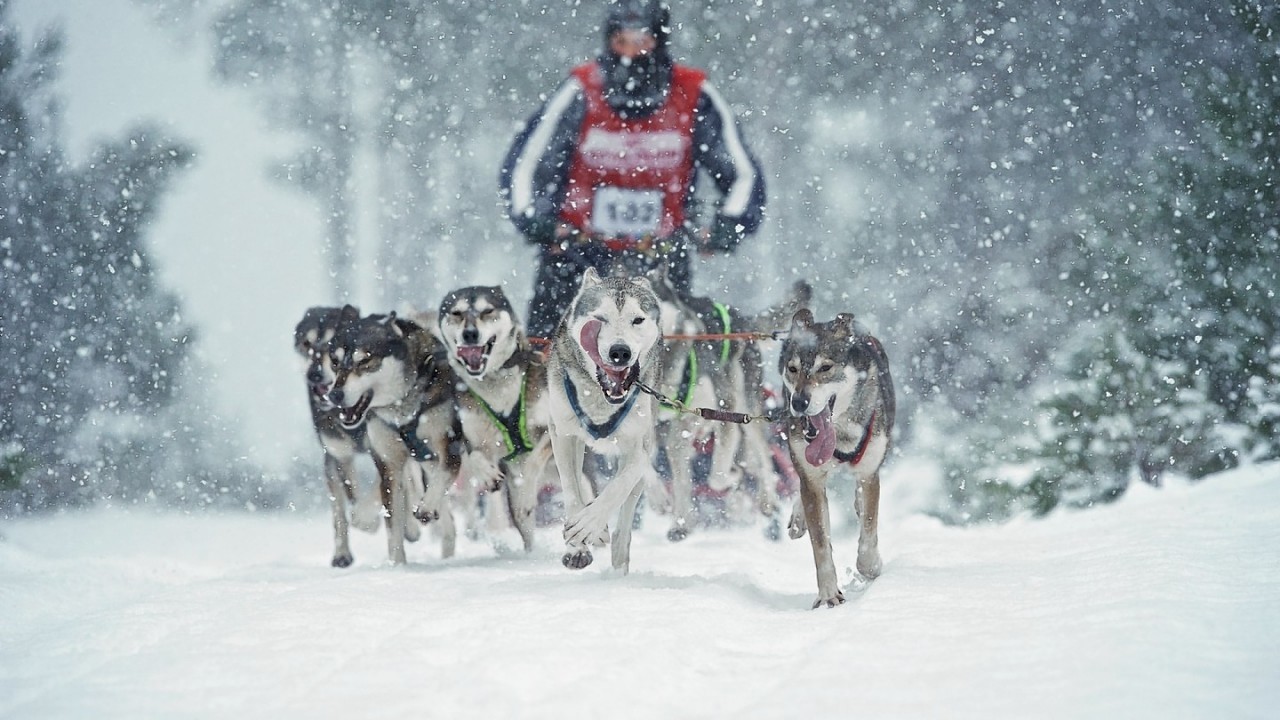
left=499, top=0, right=767, bottom=339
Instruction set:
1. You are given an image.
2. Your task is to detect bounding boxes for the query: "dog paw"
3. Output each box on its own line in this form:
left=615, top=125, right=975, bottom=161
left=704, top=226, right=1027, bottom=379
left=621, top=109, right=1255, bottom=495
left=413, top=495, right=442, bottom=524
left=564, top=519, right=610, bottom=548
left=857, top=551, right=882, bottom=579
left=350, top=497, right=384, bottom=533
left=812, top=591, right=846, bottom=609
left=464, top=452, right=505, bottom=493
left=787, top=510, right=807, bottom=540
left=562, top=549, right=594, bottom=570
left=331, top=553, right=354, bottom=568
left=666, top=524, right=691, bottom=543
left=403, top=520, right=421, bottom=543
left=564, top=506, right=611, bottom=547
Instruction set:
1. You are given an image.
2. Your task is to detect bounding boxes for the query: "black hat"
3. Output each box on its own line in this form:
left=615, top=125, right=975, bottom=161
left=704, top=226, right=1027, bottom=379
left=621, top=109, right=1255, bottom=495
left=603, top=0, right=671, bottom=57
left=600, top=0, right=674, bottom=119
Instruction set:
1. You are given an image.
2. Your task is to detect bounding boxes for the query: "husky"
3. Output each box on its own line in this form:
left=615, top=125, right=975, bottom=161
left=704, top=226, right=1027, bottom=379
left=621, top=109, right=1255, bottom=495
left=294, top=306, right=407, bottom=567
left=546, top=268, right=664, bottom=573
left=646, top=269, right=782, bottom=542
left=437, top=285, right=556, bottom=553
left=779, top=308, right=895, bottom=608
left=322, top=307, right=461, bottom=565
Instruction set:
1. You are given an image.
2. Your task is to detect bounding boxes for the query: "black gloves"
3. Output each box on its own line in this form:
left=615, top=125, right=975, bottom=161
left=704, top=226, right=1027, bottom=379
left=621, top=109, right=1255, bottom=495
left=703, top=215, right=745, bottom=253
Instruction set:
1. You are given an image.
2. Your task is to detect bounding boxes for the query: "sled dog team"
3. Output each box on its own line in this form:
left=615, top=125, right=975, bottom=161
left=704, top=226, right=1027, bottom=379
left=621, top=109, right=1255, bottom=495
left=294, top=270, right=895, bottom=609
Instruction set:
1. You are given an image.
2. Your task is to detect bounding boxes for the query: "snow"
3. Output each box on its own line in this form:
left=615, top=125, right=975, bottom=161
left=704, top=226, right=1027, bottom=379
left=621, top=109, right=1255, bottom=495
left=3, top=462, right=1277, bottom=719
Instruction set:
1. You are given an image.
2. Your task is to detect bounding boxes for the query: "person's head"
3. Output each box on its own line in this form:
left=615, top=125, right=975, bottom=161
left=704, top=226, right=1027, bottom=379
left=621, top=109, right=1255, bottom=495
left=600, top=0, right=673, bottom=118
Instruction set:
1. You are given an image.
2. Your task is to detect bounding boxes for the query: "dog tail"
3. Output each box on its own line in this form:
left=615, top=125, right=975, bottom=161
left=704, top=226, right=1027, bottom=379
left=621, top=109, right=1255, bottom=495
left=752, top=280, right=812, bottom=335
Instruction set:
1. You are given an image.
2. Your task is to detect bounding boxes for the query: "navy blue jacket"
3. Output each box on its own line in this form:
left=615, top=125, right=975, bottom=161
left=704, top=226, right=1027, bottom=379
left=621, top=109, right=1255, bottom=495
left=500, top=59, right=766, bottom=252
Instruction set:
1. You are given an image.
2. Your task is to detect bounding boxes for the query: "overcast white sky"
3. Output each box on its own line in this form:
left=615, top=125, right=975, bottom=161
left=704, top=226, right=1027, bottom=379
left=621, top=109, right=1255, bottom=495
left=12, top=0, right=327, bottom=472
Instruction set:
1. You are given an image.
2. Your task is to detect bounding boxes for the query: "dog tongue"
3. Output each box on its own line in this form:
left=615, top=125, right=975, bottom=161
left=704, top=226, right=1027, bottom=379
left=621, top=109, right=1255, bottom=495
left=580, top=319, right=605, bottom=368
left=456, top=345, right=485, bottom=371
left=805, top=408, right=837, bottom=466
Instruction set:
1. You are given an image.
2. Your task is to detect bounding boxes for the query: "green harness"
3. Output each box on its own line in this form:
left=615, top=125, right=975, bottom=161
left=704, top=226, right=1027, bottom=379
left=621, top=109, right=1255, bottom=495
left=469, top=373, right=534, bottom=461
left=669, top=301, right=734, bottom=413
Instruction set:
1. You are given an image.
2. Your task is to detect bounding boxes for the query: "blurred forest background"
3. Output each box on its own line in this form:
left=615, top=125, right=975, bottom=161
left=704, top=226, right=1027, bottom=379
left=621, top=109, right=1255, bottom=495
left=1, top=0, right=1276, bottom=521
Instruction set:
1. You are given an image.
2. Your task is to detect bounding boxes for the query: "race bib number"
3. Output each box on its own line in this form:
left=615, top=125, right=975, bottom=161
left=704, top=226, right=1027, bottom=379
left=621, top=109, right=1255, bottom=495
left=591, top=187, right=662, bottom=237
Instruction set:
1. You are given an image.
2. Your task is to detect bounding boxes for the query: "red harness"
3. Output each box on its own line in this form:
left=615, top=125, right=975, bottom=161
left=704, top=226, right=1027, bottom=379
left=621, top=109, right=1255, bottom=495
left=831, top=410, right=878, bottom=466
left=558, top=62, right=705, bottom=239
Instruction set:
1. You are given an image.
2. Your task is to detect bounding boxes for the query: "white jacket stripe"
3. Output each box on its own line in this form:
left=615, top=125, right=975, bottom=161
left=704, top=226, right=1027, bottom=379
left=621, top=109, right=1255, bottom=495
left=510, top=78, right=583, bottom=217
left=701, top=82, right=755, bottom=218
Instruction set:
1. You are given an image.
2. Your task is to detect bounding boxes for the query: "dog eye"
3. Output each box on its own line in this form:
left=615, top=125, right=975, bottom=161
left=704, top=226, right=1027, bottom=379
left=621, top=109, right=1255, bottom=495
left=817, top=362, right=834, bottom=373
left=480, top=309, right=494, bottom=318
left=786, top=362, right=799, bottom=374
left=632, top=317, right=645, bottom=326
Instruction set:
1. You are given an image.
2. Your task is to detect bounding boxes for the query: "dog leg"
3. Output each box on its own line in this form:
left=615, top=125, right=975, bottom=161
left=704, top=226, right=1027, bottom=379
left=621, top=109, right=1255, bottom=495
left=786, top=499, right=806, bottom=540
left=564, top=457, right=643, bottom=549
left=368, top=421, right=409, bottom=566
left=855, top=470, right=882, bottom=579
left=611, top=478, right=646, bottom=574
left=707, top=422, right=745, bottom=493
left=797, top=464, right=843, bottom=608
left=664, top=419, right=696, bottom=542
left=400, top=465, right=422, bottom=543
left=550, top=431, right=594, bottom=569
left=506, top=465, right=538, bottom=553
left=436, top=494, right=457, bottom=560
left=413, top=456, right=452, bottom=524
left=324, top=453, right=354, bottom=568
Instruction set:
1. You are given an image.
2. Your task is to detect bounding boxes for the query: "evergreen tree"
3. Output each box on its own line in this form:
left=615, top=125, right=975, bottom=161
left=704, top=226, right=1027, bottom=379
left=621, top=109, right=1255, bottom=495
left=0, top=7, right=196, bottom=510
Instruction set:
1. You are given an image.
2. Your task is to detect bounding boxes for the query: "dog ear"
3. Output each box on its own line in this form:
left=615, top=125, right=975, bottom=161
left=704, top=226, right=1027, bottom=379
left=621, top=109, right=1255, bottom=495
left=833, top=313, right=856, bottom=339
left=582, top=266, right=602, bottom=287
left=339, top=304, right=361, bottom=323
left=790, top=308, right=814, bottom=330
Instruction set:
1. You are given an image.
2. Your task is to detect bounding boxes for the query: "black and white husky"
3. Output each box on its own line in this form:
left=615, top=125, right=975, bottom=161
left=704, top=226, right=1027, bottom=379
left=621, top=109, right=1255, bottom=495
left=546, top=268, right=664, bottom=573
left=437, top=285, right=555, bottom=553
left=294, top=306, right=387, bottom=567
left=779, top=309, right=896, bottom=608
left=321, top=307, right=461, bottom=565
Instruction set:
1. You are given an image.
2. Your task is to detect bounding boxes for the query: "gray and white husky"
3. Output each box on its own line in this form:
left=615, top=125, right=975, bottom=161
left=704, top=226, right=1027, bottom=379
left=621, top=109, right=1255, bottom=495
left=646, top=269, right=781, bottom=542
left=437, top=285, right=556, bottom=553
left=322, top=308, right=460, bottom=565
left=294, top=306, right=388, bottom=567
left=779, top=308, right=896, bottom=608
left=546, top=268, right=664, bottom=573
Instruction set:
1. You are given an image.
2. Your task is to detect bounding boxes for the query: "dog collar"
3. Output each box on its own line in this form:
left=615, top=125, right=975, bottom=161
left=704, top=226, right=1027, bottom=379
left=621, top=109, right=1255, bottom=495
left=563, top=374, right=639, bottom=441
left=470, top=374, right=535, bottom=461
left=831, top=409, right=877, bottom=466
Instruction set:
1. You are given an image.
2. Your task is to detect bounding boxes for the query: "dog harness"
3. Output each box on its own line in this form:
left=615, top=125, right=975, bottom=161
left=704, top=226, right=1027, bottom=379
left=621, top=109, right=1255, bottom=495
left=830, top=410, right=878, bottom=466
left=666, top=301, right=734, bottom=416
left=563, top=374, right=639, bottom=441
left=469, top=374, right=535, bottom=461
left=711, top=302, right=733, bottom=364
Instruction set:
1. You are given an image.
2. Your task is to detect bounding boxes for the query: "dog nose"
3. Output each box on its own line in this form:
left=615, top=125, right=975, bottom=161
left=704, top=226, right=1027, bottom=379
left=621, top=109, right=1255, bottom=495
left=306, top=366, right=324, bottom=384
left=462, top=327, right=479, bottom=345
left=790, top=392, right=809, bottom=415
left=607, top=343, right=632, bottom=367
left=328, top=389, right=344, bottom=406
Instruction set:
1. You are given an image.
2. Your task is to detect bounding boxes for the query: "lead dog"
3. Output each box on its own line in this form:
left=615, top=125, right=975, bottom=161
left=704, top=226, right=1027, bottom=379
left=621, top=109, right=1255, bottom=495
left=322, top=307, right=460, bottom=565
left=546, top=268, right=663, bottom=573
left=780, top=308, right=895, bottom=608
left=437, top=285, right=555, bottom=552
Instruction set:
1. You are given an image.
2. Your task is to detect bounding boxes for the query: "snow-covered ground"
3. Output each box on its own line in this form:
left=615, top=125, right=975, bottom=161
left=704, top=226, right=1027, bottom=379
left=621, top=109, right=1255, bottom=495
left=2, top=462, right=1277, bottom=720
